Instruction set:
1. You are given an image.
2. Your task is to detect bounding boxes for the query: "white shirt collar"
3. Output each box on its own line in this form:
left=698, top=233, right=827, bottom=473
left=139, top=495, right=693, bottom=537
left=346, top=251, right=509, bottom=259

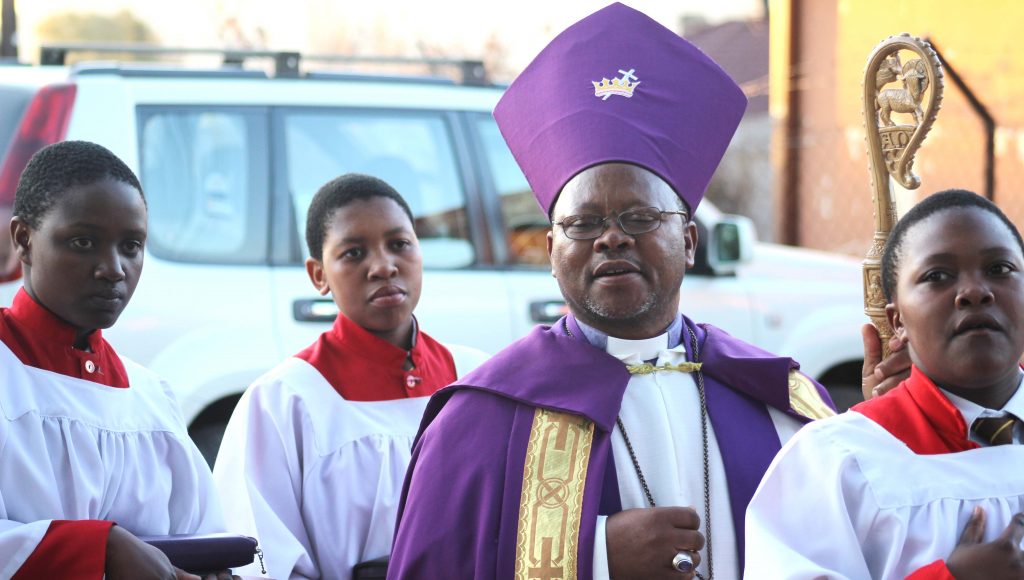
left=605, top=333, right=671, bottom=363
left=574, top=315, right=684, bottom=363
left=942, top=374, right=1024, bottom=443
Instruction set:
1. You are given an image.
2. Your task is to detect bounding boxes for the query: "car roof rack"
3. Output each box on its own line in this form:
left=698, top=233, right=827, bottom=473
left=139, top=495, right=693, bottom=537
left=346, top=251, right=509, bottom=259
left=39, top=43, right=489, bottom=85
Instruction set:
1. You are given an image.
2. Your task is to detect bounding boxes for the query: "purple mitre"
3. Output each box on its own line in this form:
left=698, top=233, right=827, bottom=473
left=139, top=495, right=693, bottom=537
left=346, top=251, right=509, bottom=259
left=493, top=2, right=747, bottom=214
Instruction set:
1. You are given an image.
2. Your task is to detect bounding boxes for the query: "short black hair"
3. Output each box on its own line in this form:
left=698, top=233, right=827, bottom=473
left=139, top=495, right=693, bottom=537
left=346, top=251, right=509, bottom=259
left=13, top=140, right=145, bottom=229
left=881, top=188, right=1024, bottom=301
left=305, top=173, right=415, bottom=260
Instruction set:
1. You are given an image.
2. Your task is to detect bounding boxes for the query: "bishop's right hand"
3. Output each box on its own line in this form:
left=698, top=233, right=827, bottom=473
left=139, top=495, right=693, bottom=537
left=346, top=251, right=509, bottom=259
left=606, top=506, right=704, bottom=580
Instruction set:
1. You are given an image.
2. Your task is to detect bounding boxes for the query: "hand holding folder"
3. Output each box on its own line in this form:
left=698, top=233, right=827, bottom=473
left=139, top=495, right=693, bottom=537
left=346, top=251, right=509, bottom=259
left=138, top=533, right=264, bottom=577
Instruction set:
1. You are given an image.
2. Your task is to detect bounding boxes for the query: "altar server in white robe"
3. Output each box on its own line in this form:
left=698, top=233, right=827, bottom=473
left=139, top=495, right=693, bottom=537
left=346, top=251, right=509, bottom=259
left=0, top=141, right=224, bottom=579
left=746, top=189, right=1024, bottom=579
left=213, top=174, right=487, bottom=580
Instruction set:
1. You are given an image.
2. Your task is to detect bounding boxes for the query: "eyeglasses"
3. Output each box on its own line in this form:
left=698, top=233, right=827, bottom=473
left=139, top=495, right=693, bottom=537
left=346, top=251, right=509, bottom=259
left=552, top=207, right=688, bottom=240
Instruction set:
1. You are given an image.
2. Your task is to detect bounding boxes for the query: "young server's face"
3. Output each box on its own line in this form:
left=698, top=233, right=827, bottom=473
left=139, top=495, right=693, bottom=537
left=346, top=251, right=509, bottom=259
left=546, top=163, right=696, bottom=339
left=888, top=207, right=1024, bottom=399
left=308, top=197, right=423, bottom=347
left=12, top=178, right=147, bottom=337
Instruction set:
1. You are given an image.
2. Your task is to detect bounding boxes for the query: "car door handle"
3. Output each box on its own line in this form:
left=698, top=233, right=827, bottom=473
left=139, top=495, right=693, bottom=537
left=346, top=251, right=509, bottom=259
left=529, top=300, right=568, bottom=324
left=293, top=298, right=338, bottom=322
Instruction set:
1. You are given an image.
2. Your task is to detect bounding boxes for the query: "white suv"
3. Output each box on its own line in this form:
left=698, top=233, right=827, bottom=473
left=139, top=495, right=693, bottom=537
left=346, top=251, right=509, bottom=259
left=0, top=48, right=867, bottom=463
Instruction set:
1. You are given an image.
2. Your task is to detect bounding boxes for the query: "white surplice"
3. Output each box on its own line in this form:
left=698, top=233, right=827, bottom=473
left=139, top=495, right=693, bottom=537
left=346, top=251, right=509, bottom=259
left=744, top=411, right=1024, bottom=579
left=590, top=334, right=804, bottom=580
left=0, top=341, right=224, bottom=578
left=214, top=347, right=487, bottom=580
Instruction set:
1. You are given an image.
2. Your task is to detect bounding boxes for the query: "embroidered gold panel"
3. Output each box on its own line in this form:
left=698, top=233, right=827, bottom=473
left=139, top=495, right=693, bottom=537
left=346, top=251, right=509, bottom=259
left=514, top=408, right=594, bottom=580
left=789, top=370, right=837, bottom=420
left=625, top=361, right=702, bottom=375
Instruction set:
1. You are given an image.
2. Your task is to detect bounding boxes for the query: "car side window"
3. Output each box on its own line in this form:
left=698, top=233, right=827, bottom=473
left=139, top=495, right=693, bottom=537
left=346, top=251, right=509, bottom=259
left=282, top=109, right=473, bottom=268
left=473, top=116, right=550, bottom=267
left=137, top=108, right=270, bottom=264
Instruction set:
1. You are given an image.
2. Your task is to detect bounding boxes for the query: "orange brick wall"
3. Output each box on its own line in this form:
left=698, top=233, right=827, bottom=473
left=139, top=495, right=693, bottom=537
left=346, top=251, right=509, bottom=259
left=772, top=0, right=1024, bottom=255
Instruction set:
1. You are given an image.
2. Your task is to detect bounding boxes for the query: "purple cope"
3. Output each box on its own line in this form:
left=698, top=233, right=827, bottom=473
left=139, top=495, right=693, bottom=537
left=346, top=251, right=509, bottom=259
left=388, top=315, right=833, bottom=579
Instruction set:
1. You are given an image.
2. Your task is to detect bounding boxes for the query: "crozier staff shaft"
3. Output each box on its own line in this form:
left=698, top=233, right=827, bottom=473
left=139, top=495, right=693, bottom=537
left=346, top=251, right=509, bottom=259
left=861, top=34, right=943, bottom=358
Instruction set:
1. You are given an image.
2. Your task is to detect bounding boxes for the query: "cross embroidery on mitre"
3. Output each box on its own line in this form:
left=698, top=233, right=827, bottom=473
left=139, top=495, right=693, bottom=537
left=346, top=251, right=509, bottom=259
left=592, top=68, right=641, bottom=100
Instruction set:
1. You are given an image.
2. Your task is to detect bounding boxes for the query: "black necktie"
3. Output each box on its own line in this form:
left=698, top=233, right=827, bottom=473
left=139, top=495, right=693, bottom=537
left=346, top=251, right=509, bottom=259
left=971, top=414, right=1019, bottom=446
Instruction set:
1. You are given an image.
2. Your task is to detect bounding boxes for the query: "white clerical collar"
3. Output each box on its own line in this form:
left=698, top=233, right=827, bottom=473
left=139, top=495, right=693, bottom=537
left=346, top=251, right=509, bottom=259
left=606, top=333, right=670, bottom=362
left=574, top=315, right=683, bottom=362
left=942, top=373, right=1024, bottom=430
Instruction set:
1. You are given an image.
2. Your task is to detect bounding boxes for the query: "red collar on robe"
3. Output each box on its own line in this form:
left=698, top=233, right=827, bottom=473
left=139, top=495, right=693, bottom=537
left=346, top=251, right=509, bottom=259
left=295, top=312, right=456, bottom=401
left=853, top=365, right=980, bottom=454
left=0, top=287, right=129, bottom=388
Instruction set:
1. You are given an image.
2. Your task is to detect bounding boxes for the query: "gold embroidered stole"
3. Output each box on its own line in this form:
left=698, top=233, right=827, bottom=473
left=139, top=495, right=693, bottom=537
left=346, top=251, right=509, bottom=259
left=788, top=371, right=836, bottom=420
left=514, top=408, right=594, bottom=580
left=625, top=361, right=702, bottom=375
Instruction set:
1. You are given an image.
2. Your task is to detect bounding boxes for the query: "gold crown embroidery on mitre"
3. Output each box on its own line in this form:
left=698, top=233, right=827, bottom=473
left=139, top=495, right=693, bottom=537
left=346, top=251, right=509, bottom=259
left=592, top=68, right=641, bottom=100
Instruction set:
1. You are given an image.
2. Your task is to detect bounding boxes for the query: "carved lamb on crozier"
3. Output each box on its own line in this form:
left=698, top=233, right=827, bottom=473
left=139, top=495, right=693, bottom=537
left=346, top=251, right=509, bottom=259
left=876, top=58, right=929, bottom=127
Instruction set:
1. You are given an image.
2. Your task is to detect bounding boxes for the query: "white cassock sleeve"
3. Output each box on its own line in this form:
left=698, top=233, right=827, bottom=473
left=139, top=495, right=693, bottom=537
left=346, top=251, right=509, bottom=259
left=0, top=509, right=51, bottom=576
left=214, top=373, right=317, bottom=579
left=0, top=386, right=45, bottom=576
left=743, top=417, right=876, bottom=579
left=0, top=348, right=224, bottom=578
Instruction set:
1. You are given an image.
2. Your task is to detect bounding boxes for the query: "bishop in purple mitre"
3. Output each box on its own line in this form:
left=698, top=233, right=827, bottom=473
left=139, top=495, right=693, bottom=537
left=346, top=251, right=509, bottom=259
left=388, top=4, right=836, bottom=579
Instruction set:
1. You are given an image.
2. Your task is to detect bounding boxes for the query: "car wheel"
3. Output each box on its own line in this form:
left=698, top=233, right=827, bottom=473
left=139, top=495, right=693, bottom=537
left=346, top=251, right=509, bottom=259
left=189, top=421, right=228, bottom=468
left=826, top=383, right=863, bottom=413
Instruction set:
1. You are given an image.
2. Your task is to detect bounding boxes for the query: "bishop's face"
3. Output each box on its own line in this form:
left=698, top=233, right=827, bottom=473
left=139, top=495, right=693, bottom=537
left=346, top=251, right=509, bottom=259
left=546, top=163, right=695, bottom=339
